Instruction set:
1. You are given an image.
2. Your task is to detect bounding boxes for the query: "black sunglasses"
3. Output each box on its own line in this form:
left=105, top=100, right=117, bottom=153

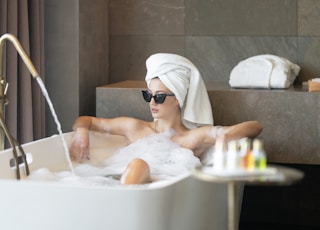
left=141, top=90, right=175, bottom=104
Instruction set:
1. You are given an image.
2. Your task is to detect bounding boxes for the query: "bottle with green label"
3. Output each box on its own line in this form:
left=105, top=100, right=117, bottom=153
left=252, top=139, right=267, bottom=169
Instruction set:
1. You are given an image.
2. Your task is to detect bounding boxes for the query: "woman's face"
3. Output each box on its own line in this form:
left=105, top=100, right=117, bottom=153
left=147, top=78, right=180, bottom=120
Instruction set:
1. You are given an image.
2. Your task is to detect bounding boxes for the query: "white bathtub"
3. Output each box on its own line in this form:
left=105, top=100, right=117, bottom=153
left=0, top=132, right=243, bottom=230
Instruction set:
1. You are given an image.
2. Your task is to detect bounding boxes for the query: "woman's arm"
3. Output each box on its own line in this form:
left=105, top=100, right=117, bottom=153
left=201, top=121, right=263, bottom=145
left=70, top=116, right=140, bottom=161
left=72, top=116, right=114, bottom=133
left=180, top=121, right=263, bottom=157
left=70, top=116, right=112, bottom=161
left=72, top=116, right=139, bottom=136
left=222, top=121, right=263, bottom=142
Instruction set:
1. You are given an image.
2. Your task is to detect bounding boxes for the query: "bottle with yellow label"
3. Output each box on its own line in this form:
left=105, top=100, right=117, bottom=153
left=239, top=139, right=253, bottom=169
left=246, top=140, right=255, bottom=170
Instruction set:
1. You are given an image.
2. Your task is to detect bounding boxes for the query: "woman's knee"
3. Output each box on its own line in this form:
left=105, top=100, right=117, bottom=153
left=120, top=158, right=151, bottom=185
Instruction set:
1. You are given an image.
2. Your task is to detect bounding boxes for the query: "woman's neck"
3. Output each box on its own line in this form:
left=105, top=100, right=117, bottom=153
left=154, top=118, right=187, bottom=134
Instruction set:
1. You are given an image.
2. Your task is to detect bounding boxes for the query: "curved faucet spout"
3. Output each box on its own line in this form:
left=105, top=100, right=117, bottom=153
left=0, top=33, right=40, bottom=78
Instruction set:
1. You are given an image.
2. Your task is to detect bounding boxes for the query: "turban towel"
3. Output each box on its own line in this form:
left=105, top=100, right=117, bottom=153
left=145, top=53, right=213, bottom=129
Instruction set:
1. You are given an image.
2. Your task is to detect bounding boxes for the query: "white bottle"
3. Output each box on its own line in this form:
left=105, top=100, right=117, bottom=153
left=213, top=139, right=226, bottom=171
left=226, top=140, right=239, bottom=171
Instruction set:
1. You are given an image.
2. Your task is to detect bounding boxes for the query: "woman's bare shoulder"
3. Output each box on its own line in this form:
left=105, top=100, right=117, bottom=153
left=113, top=117, right=155, bottom=141
left=118, top=117, right=151, bottom=127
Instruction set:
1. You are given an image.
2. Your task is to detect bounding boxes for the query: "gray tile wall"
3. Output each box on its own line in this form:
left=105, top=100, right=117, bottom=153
left=109, top=0, right=320, bottom=84
left=44, top=0, right=109, bottom=135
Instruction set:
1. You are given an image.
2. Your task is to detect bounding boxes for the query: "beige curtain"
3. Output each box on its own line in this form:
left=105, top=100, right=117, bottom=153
left=0, top=0, right=45, bottom=146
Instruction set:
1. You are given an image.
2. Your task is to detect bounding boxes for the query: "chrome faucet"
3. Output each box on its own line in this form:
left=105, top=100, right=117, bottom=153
left=0, top=33, right=41, bottom=179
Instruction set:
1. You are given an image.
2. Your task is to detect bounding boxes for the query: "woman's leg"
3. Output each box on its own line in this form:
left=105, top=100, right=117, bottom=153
left=120, top=158, right=151, bottom=185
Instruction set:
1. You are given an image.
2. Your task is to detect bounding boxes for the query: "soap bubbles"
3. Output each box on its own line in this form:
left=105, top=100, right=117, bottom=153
left=27, top=131, right=201, bottom=187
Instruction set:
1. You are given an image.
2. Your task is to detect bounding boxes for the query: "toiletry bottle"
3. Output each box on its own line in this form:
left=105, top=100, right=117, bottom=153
left=238, top=140, right=246, bottom=169
left=246, top=144, right=255, bottom=170
left=239, top=139, right=252, bottom=169
left=213, top=139, right=226, bottom=171
left=226, top=140, right=239, bottom=171
left=252, top=139, right=267, bottom=169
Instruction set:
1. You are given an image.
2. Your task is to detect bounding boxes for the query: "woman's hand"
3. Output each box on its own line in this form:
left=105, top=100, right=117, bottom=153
left=70, top=127, right=90, bottom=161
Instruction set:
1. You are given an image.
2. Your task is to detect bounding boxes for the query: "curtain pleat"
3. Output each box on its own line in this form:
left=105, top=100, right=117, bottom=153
left=5, top=0, right=19, bottom=142
left=0, top=0, right=45, bottom=146
left=0, top=0, right=7, bottom=35
left=29, top=0, right=45, bottom=140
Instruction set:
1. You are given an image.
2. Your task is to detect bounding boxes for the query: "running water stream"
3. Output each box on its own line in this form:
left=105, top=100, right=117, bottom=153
left=36, top=77, right=75, bottom=174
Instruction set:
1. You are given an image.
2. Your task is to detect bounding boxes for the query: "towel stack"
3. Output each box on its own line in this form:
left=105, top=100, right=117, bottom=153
left=229, top=54, right=300, bottom=89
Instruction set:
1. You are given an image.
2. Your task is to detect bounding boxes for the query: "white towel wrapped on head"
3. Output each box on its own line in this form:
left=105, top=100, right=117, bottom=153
left=145, top=53, right=213, bottom=129
left=229, top=54, right=300, bottom=89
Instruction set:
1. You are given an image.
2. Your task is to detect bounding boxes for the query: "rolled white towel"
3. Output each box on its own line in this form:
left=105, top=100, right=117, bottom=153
left=229, top=54, right=300, bottom=89
left=311, top=78, right=320, bottom=82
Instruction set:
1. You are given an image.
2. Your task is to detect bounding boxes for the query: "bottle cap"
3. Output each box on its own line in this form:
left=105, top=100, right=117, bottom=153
left=253, top=139, right=263, bottom=150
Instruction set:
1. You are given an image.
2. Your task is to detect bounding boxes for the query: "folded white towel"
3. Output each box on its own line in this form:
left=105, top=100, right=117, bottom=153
left=145, top=53, right=213, bottom=129
left=229, top=54, right=300, bottom=89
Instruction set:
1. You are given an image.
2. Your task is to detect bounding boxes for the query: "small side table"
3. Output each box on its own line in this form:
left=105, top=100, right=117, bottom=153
left=192, top=165, right=304, bottom=230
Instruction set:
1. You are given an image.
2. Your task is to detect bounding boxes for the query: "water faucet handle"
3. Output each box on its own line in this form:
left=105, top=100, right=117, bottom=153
left=0, top=78, right=8, bottom=107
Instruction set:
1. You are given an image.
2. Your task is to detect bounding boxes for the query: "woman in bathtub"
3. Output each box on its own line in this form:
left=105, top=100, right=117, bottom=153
left=70, top=53, right=263, bottom=185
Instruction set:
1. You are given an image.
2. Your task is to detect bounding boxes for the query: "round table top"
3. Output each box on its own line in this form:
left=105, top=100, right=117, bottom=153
left=192, top=164, right=304, bottom=186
